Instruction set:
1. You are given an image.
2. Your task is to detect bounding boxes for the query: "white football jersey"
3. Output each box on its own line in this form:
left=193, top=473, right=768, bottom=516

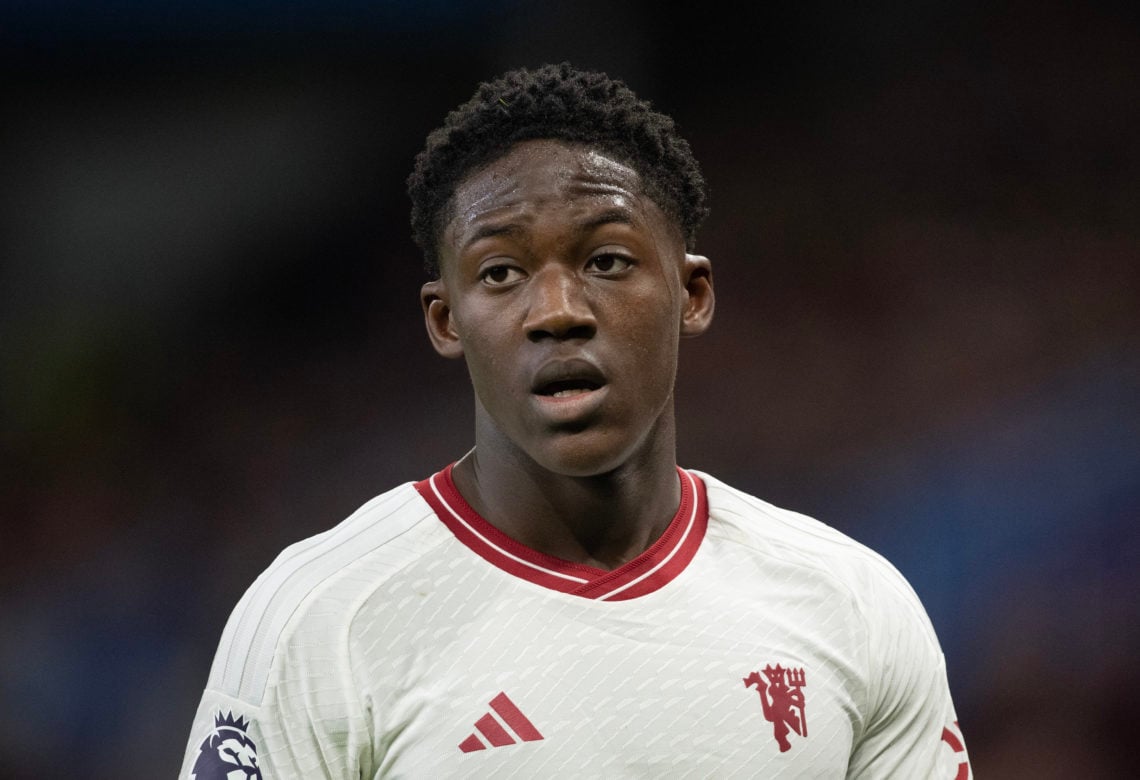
left=182, top=467, right=971, bottom=779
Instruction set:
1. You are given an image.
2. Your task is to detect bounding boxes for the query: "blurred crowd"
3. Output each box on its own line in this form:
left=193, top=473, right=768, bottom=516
left=2, top=2, right=1137, bottom=776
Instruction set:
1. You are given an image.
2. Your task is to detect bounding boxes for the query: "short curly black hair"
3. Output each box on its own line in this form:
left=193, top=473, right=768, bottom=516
left=407, top=63, right=709, bottom=276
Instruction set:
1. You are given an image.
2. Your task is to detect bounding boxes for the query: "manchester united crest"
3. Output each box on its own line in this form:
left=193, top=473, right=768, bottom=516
left=743, top=664, right=807, bottom=752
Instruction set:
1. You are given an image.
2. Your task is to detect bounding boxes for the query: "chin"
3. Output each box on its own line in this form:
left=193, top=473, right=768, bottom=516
left=529, top=431, right=640, bottom=479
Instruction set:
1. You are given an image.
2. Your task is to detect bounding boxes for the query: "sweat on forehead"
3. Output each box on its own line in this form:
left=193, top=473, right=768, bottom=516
left=447, top=142, right=647, bottom=228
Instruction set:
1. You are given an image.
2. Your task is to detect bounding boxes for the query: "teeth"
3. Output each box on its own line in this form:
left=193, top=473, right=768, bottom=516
left=552, top=387, right=591, bottom=397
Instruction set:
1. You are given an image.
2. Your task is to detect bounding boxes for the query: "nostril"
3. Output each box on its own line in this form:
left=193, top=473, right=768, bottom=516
left=522, top=271, right=596, bottom=339
left=527, top=323, right=595, bottom=342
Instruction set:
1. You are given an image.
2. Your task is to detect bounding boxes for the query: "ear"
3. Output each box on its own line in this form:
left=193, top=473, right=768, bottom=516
left=421, top=279, right=465, bottom=359
left=679, top=253, right=715, bottom=337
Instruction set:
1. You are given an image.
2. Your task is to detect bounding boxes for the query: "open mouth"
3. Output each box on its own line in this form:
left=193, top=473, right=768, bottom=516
left=536, top=379, right=603, bottom=398
left=531, top=359, right=608, bottom=401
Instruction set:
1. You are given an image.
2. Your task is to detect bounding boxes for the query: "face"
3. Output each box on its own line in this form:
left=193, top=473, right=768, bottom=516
left=422, top=140, right=714, bottom=477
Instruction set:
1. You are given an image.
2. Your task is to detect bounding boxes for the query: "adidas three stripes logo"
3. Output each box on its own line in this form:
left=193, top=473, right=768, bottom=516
left=458, top=692, right=544, bottom=752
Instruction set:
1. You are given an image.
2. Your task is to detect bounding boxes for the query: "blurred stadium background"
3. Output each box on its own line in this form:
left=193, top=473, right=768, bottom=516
left=1, top=1, right=1137, bottom=776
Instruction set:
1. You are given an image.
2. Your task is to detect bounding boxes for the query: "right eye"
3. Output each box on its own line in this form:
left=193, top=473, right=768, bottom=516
left=479, top=264, right=525, bottom=286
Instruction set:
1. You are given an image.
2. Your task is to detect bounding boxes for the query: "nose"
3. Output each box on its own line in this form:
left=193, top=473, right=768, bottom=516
left=523, top=265, right=597, bottom=342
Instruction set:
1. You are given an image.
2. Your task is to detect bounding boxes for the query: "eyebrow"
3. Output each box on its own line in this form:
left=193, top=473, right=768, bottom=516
left=463, top=222, right=524, bottom=249
left=579, top=208, right=637, bottom=233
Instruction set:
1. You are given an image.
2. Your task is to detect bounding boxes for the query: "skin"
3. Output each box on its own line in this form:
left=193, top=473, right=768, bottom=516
left=421, top=139, right=714, bottom=570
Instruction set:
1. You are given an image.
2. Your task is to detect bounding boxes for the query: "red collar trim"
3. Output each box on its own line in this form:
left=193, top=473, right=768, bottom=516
left=414, top=465, right=708, bottom=601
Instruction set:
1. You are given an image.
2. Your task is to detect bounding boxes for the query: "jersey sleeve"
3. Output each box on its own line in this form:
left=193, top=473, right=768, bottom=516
left=846, top=560, right=972, bottom=780
left=179, top=587, right=372, bottom=778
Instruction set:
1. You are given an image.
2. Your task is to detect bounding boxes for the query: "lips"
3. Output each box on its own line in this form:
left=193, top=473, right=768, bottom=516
left=531, top=358, right=607, bottom=397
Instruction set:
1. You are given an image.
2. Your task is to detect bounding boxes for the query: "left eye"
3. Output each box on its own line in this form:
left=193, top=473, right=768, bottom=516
left=479, top=264, right=525, bottom=285
left=587, top=254, right=633, bottom=273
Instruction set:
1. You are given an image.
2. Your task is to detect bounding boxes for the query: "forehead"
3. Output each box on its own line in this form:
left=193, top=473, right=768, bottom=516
left=443, top=140, right=667, bottom=253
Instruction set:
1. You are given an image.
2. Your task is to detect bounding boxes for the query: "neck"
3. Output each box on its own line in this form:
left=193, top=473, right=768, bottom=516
left=451, top=413, right=682, bottom=571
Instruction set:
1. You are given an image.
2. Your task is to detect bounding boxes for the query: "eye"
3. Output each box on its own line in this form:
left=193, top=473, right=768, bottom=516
left=479, top=264, right=525, bottom=286
left=586, top=253, right=634, bottom=275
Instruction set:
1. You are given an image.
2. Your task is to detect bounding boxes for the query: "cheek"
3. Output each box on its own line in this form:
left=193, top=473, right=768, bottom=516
left=454, top=320, right=517, bottom=398
left=624, top=285, right=683, bottom=340
left=452, top=306, right=501, bottom=361
left=614, top=298, right=681, bottom=382
left=463, top=343, right=504, bottom=389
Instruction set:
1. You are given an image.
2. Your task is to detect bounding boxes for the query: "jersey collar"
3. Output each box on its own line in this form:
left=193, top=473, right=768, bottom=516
left=415, top=465, right=708, bottom=601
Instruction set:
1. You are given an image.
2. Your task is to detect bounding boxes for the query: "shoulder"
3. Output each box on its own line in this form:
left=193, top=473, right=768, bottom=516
left=204, top=480, right=449, bottom=704
left=692, top=470, right=938, bottom=644
left=696, top=469, right=897, bottom=580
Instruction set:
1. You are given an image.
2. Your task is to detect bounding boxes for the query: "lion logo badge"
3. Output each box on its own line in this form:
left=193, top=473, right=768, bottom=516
left=191, top=711, right=263, bottom=779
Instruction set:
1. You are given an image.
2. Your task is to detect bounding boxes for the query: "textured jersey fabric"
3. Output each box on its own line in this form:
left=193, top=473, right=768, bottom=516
left=181, top=467, right=971, bottom=779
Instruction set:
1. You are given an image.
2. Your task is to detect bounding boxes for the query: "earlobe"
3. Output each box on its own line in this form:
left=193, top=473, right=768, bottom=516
left=421, top=280, right=465, bottom=359
left=680, top=254, right=715, bottom=337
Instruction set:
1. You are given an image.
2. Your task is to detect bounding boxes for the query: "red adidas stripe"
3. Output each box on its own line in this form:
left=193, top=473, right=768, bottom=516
left=490, top=692, right=544, bottom=741
left=475, top=712, right=515, bottom=747
left=458, top=734, right=485, bottom=753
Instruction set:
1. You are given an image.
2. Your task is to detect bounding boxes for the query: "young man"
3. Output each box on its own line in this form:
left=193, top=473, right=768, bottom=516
left=182, top=64, right=971, bottom=778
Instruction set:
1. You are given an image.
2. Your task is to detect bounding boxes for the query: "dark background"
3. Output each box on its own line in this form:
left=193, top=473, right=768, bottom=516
left=2, top=1, right=1137, bottom=777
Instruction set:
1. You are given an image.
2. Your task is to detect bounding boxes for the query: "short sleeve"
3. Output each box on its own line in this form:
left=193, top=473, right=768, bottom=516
left=179, top=598, right=371, bottom=778
left=846, top=563, right=972, bottom=780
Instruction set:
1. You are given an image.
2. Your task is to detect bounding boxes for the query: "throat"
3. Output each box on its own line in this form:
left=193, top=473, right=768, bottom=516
left=450, top=451, right=682, bottom=570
